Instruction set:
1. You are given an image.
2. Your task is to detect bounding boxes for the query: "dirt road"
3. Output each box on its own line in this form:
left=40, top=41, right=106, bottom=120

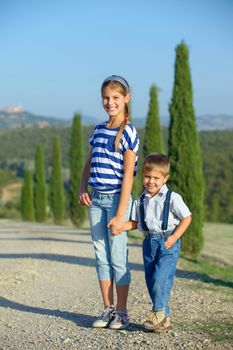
left=0, top=220, right=232, bottom=350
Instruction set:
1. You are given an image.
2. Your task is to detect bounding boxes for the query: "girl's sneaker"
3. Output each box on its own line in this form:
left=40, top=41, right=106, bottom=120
left=109, top=311, right=130, bottom=330
left=92, top=305, right=115, bottom=328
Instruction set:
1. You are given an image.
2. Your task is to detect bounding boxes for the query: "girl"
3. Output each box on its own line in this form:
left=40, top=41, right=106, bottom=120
left=78, top=75, right=139, bottom=330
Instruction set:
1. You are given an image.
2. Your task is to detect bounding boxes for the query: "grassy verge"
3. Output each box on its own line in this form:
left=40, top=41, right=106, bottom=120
left=202, top=222, right=233, bottom=266
left=178, top=258, right=233, bottom=295
left=179, top=257, right=233, bottom=286
left=178, top=320, right=233, bottom=343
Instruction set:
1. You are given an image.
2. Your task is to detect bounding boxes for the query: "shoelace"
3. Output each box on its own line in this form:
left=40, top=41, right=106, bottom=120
left=99, top=307, right=114, bottom=320
left=112, top=311, right=128, bottom=322
left=147, top=311, right=159, bottom=323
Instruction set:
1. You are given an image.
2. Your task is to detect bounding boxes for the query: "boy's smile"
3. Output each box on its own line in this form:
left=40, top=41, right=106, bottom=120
left=143, top=168, right=169, bottom=197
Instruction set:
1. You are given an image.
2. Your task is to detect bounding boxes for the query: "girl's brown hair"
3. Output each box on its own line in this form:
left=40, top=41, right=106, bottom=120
left=101, top=77, right=130, bottom=151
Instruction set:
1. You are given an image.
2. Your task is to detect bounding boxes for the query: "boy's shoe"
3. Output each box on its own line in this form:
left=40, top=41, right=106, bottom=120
left=154, top=317, right=172, bottom=333
left=109, top=311, right=130, bottom=330
left=143, top=310, right=166, bottom=331
left=92, top=305, right=115, bottom=328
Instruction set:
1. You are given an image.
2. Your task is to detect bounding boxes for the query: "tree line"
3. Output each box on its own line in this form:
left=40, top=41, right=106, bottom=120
left=12, top=126, right=232, bottom=223
left=21, top=117, right=85, bottom=226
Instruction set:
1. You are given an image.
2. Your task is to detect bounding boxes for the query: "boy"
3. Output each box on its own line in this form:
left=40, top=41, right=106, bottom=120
left=121, top=153, right=192, bottom=332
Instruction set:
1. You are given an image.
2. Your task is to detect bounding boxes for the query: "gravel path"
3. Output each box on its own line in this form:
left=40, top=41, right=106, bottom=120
left=0, top=220, right=232, bottom=350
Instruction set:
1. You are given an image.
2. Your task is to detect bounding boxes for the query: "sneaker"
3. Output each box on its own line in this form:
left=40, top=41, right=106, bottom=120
left=109, top=311, right=130, bottom=330
left=143, top=310, right=166, bottom=331
left=92, top=305, right=115, bottom=328
left=154, top=317, right=172, bottom=333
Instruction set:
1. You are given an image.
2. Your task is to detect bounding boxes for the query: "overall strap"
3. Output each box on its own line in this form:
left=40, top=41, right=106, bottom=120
left=139, top=189, right=173, bottom=232
left=139, top=193, right=149, bottom=232
left=161, top=189, right=172, bottom=231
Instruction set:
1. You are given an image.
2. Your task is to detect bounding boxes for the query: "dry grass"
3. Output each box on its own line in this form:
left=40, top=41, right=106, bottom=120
left=202, top=223, right=233, bottom=266
left=1, top=181, right=22, bottom=204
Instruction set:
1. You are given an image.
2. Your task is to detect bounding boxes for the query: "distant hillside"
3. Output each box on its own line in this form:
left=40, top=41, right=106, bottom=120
left=0, top=107, right=233, bottom=130
left=134, top=114, right=233, bottom=130
left=196, top=115, right=233, bottom=130
left=0, top=108, right=70, bottom=129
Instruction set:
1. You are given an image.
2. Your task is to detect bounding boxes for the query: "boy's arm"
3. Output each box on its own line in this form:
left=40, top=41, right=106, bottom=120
left=164, top=215, right=192, bottom=249
left=124, top=220, right=138, bottom=231
left=111, top=220, right=137, bottom=235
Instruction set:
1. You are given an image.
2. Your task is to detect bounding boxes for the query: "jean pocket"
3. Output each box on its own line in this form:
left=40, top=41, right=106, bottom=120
left=91, top=189, right=96, bottom=199
left=164, top=239, right=180, bottom=257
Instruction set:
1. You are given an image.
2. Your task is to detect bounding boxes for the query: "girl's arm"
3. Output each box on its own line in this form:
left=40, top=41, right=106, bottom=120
left=78, top=151, right=92, bottom=206
left=164, top=215, right=192, bottom=249
left=108, top=149, right=136, bottom=234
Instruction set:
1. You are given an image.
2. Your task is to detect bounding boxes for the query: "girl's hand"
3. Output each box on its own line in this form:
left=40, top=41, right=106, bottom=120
left=110, top=223, right=127, bottom=235
left=78, top=191, right=92, bottom=206
left=164, top=234, right=177, bottom=249
left=108, top=216, right=124, bottom=235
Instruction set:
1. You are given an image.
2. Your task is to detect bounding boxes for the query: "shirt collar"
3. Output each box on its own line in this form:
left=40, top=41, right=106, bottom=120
left=144, top=184, right=168, bottom=199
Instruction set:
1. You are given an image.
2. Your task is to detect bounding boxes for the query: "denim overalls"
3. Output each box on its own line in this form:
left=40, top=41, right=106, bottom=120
left=139, top=190, right=181, bottom=317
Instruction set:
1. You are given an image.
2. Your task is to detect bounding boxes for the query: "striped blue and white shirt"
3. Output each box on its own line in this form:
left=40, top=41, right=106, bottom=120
left=88, top=122, right=139, bottom=193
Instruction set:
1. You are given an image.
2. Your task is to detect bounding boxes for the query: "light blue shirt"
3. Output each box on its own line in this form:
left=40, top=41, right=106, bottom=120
left=131, top=184, right=191, bottom=233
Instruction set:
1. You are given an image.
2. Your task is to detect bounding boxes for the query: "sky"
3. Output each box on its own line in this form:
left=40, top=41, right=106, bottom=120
left=0, top=0, right=233, bottom=121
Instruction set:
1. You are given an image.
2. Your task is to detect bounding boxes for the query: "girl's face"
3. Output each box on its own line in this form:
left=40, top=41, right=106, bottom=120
left=102, top=86, right=130, bottom=118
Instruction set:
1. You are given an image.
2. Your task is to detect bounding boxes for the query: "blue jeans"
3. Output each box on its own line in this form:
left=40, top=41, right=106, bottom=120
left=142, top=231, right=180, bottom=316
left=89, top=189, right=132, bottom=286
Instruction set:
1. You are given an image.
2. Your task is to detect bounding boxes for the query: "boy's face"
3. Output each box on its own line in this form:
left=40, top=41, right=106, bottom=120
left=142, top=168, right=169, bottom=197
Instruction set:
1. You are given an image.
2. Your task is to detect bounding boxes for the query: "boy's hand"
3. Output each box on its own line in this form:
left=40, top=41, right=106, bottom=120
left=164, top=234, right=177, bottom=249
left=164, top=215, right=192, bottom=248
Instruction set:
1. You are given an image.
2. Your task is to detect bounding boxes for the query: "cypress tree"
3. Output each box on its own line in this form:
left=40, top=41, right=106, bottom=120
left=34, top=144, right=47, bottom=222
left=132, top=85, right=164, bottom=198
left=50, top=135, right=65, bottom=225
left=130, top=100, right=140, bottom=198
left=132, top=144, right=143, bottom=199
left=69, top=113, right=86, bottom=226
left=21, top=170, right=35, bottom=221
left=168, top=41, right=205, bottom=258
left=143, top=85, right=164, bottom=158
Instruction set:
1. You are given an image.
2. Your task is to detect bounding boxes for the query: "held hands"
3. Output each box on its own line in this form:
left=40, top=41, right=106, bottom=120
left=78, top=190, right=92, bottom=206
left=108, top=215, right=125, bottom=235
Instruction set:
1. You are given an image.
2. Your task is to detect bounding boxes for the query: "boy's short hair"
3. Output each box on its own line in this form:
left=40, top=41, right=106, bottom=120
left=143, top=153, right=170, bottom=176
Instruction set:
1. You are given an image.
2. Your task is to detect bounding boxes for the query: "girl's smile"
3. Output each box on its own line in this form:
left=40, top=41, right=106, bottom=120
left=102, top=86, right=130, bottom=119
